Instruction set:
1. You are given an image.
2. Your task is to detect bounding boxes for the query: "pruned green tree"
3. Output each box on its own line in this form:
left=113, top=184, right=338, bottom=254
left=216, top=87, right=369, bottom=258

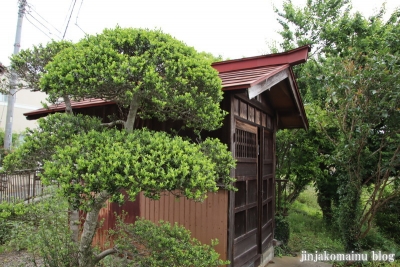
left=41, top=27, right=225, bottom=133
left=40, top=128, right=234, bottom=266
left=2, top=113, right=104, bottom=172
left=2, top=40, right=75, bottom=113
left=9, top=40, right=73, bottom=92
left=274, top=0, right=400, bottom=250
left=5, top=27, right=236, bottom=267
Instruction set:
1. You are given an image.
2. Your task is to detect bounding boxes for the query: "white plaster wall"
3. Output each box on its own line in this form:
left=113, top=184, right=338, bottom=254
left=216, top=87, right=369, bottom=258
left=0, top=89, right=47, bottom=133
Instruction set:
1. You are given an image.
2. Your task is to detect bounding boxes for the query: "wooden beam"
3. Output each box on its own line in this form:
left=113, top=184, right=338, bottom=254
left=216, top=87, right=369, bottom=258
left=247, top=69, right=289, bottom=99
left=286, top=70, right=308, bottom=130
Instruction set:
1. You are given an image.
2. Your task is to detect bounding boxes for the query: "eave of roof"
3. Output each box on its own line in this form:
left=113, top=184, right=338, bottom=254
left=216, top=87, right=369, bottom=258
left=23, top=98, right=115, bottom=117
left=212, top=45, right=310, bottom=73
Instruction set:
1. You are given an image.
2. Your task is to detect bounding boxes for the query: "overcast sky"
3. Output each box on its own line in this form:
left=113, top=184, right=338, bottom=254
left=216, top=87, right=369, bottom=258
left=1, top=0, right=399, bottom=66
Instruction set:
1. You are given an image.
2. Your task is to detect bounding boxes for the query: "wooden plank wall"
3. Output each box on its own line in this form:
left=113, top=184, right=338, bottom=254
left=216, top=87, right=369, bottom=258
left=90, top=191, right=140, bottom=249
left=139, top=190, right=229, bottom=261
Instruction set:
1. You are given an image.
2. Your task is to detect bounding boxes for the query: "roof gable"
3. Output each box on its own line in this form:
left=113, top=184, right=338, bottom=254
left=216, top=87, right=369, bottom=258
left=212, top=45, right=310, bottom=130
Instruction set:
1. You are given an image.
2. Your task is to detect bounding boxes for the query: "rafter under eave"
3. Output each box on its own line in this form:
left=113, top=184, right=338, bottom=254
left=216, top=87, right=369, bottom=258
left=247, top=68, right=290, bottom=99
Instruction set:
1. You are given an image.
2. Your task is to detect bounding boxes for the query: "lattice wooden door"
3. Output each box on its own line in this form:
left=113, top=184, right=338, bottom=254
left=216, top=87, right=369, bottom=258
left=233, top=119, right=259, bottom=266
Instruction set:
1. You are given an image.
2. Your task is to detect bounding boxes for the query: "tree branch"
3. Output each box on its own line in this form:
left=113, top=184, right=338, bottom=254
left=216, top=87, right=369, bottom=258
left=101, top=120, right=126, bottom=127
left=93, top=247, right=118, bottom=264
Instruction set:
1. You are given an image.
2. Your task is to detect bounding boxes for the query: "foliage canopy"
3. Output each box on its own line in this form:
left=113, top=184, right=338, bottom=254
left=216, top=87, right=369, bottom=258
left=42, top=127, right=235, bottom=211
left=40, top=27, right=226, bottom=132
left=274, top=0, right=400, bottom=251
left=4, top=27, right=235, bottom=266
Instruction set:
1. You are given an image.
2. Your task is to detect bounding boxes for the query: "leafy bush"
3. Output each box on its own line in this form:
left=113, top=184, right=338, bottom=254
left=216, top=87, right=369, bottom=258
left=0, top=130, right=23, bottom=166
left=275, top=215, right=290, bottom=245
left=4, top=191, right=79, bottom=267
left=0, top=219, right=12, bottom=245
left=2, top=113, right=104, bottom=172
left=111, top=217, right=229, bottom=267
left=359, top=227, right=400, bottom=255
left=0, top=201, right=28, bottom=245
left=375, top=197, right=400, bottom=245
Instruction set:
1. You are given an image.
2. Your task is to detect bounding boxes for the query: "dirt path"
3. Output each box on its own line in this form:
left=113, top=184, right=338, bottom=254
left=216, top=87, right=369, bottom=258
left=0, top=250, right=42, bottom=267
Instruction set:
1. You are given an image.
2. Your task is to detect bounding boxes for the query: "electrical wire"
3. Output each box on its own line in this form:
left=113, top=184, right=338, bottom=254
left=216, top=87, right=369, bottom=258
left=26, top=12, right=62, bottom=40
left=26, top=3, right=62, bottom=34
left=63, top=0, right=78, bottom=39
left=63, top=0, right=75, bottom=29
left=75, top=0, right=87, bottom=35
left=25, top=14, right=53, bottom=40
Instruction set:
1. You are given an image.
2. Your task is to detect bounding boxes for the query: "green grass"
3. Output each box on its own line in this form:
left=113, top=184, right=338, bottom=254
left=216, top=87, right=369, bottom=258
left=286, top=187, right=344, bottom=253
left=284, top=187, right=400, bottom=266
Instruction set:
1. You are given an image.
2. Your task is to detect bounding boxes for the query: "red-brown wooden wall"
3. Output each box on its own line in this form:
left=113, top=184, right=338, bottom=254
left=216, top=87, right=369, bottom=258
left=139, top=190, right=229, bottom=261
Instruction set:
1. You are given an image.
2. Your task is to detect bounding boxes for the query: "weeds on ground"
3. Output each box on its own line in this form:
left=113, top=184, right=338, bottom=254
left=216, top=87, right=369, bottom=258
left=284, top=187, right=400, bottom=266
left=287, top=187, right=344, bottom=253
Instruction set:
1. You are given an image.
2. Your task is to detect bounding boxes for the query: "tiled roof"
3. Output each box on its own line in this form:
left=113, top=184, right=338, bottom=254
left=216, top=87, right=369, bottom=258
left=218, top=64, right=289, bottom=90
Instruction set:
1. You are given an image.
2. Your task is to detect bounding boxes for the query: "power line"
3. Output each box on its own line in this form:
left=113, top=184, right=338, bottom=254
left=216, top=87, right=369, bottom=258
left=26, top=12, right=62, bottom=39
left=76, top=0, right=84, bottom=20
left=26, top=11, right=51, bottom=32
left=27, top=3, right=62, bottom=34
left=63, top=0, right=75, bottom=30
left=75, top=0, right=87, bottom=35
left=25, top=14, right=53, bottom=40
left=63, top=0, right=77, bottom=39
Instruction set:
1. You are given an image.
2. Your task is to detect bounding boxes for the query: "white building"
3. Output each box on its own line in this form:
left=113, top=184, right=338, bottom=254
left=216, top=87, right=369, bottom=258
left=0, top=89, right=47, bottom=133
left=0, top=65, right=47, bottom=133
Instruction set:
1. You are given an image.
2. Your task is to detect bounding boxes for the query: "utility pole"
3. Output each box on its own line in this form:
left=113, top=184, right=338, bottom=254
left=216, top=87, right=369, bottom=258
left=4, top=0, right=27, bottom=150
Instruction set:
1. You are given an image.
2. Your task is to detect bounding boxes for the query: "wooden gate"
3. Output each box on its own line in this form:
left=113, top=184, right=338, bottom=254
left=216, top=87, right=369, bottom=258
left=233, top=119, right=260, bottom=266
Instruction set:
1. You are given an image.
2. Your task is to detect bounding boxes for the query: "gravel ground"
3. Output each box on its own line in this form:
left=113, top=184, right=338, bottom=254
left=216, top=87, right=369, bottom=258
left=0, top=250, right=43, bottom=267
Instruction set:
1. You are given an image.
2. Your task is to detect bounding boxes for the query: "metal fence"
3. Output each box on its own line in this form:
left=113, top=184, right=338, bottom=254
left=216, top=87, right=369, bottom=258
left=0, top=169, right=44, bottom=203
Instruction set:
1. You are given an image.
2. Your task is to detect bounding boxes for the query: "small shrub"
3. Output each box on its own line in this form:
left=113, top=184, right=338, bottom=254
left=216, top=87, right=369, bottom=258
left=0, top=219, right=12, bottom=245
left=0, top=201, right=28, bottom=246
left=359, top=227, right=400, bottom=256
left=111, top=217, right=229, bottom=267
left=275, top=215, right=290, bottom=245
left=375, top=197, right=400, bottom=245
left=274, top=243, right=292, bottom=257
left=5, top=192, right=79, bottom=267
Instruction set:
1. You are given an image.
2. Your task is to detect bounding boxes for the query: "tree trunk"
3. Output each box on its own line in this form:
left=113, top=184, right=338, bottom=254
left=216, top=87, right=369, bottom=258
left=63, top=95, right=73, bottom=115
left=124, top=95, right=139, bottom=133
left=78, top=191, right=109, bottom=267
left=317, top=194, right=333, bottom=224
left=69, top=209, right=80, bottom=243
left=338, top=178, right=362, bottom=252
